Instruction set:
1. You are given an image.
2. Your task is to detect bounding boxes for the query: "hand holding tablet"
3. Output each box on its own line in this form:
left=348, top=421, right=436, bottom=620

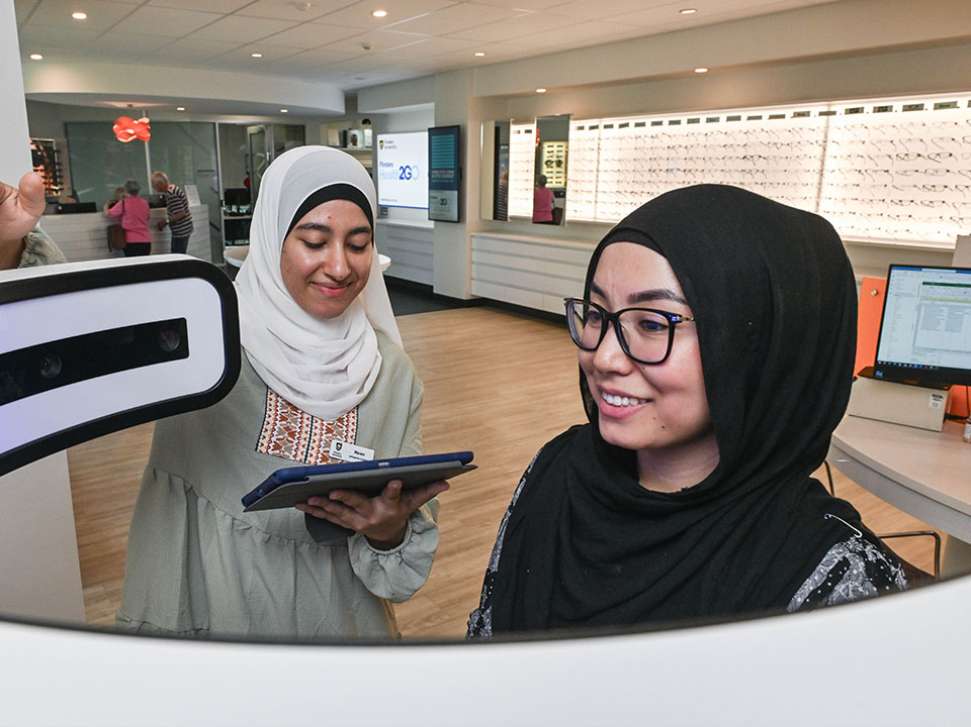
left=241, top=451, right=476, bottom=512
left=241, top=452, right=476, bottom=550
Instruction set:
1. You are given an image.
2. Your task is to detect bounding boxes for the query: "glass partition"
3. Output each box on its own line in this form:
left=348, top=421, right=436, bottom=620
left=65, top=122, right=149, bottom=205
left=148, top=121, right=220, bottom=248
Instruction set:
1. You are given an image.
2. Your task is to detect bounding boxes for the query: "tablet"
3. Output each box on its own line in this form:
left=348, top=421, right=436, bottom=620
left=241, top=451, right=476, bottom=512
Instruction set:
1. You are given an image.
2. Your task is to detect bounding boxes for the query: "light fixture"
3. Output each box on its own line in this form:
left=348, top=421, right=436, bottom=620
left=535, top=88, right=547, bottom=94
left=72, top=11, right=87, bottom=20
left=176, top=106, right=186, bottom=111
left=29, top=53, right=43, bottom=61
left=251, top=52, right=263, bottom=58
left=280, top=108, right=289, bottom=113
left=679, top=8, right=697, bottom=14
left=371, top=9, right=388, bottom=18
left=694, top=67, right=708, bottom=74
left=474, top=51, right=486, bottom=57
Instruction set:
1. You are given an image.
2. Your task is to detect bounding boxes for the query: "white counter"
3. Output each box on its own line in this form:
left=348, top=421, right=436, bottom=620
left=40, top=204, right=211, bottom=263
left=375, top=218, right=433, bottom=285
left=470, top=232, right=593, bottom=314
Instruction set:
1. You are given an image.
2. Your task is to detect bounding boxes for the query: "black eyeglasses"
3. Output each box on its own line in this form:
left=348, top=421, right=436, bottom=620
left=564, top=298, right=696, bottom=365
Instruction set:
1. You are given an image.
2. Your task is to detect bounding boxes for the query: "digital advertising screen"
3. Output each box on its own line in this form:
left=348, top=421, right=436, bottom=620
left=376, top=132, right=428, bottom=209
left=428, top=125, right=461, bottom=223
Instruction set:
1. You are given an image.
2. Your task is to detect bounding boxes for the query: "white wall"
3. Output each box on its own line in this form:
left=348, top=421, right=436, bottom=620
left=0, top=0, right=29, bottom=179
left=22, top=59, right=345, bottom=116
left=0, top=0, right=84, bottom=624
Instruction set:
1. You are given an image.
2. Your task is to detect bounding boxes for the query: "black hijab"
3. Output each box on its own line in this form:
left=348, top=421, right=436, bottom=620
left=490, top=184, right=864, bottom=632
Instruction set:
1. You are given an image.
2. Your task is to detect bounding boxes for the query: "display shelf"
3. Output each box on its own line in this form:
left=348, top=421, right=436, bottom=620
left=565, top=94, right=971, bottom=246
left=508, top=122, right=536, bottom=219
left=30, top=138, right=64, bottom=197
left=540, top=141, right=568, bottom=188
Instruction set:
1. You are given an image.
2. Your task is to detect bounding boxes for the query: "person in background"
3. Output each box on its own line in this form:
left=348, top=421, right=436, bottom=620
left=105, top=179, right=151, bottom=257
left=532, top=174, right=555, bottom=224
left=151, top=171, right=193, bottom=255
left=0, top=172, right=66, bottom=269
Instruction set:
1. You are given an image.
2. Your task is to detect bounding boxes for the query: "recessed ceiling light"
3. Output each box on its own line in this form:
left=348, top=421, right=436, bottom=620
left=535, top=88, right=547, bottom=94
left=29, top=53, right=43, bottom=61
left=474, top=51, right=486, bottom=57
left=372, top=9, right=388, bottom=18
left=72, top=11, right=87, bottom=20
left=251, top=52, right=263, bottom=58
left=176, top=106, right=186, bottom=111
left=280, top=108, right=289, bottom=113
left=694, top=67, right=708, bottom=74
left=679, top=8, right=697, bottom=14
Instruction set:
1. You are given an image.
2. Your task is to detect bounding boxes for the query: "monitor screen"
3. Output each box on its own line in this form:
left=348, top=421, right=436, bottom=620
left=376, top=132, right=428, bottom=210
left=224, top=188, right=251, bottom=207
left=874, top=264, right=971, bottom=387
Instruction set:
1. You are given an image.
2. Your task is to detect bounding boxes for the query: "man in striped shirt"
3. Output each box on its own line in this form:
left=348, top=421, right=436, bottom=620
left=151, top=171, right=194, bottom=255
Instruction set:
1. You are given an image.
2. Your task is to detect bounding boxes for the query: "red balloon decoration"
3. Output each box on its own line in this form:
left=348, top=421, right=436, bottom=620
left=113, top=116, right=151, bottom=143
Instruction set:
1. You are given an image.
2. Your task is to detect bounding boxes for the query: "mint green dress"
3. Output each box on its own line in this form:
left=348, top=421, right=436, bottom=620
left=117, top=332, right=438, bottom=639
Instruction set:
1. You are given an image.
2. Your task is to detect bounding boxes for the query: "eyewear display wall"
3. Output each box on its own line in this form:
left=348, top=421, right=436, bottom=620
left=566, top=94, right=971, bottom=245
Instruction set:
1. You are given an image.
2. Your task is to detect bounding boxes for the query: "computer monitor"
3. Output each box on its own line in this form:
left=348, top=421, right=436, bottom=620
left=224, top=188, right=251, bottom=207
left=55, top=202, right=97, bottom=214
left=873, top=264, right=971, bottom=387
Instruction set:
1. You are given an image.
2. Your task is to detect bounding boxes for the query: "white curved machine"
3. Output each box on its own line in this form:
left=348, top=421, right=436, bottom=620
left=1, top=258, right=970, bottom=726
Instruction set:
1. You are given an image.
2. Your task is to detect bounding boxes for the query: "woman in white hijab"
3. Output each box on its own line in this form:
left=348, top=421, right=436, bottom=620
left=118, top=147, right=444, bottom=639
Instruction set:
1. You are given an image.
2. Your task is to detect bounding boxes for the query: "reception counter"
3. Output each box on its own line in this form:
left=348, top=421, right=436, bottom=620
left=39, top=205, right=211, bottom=263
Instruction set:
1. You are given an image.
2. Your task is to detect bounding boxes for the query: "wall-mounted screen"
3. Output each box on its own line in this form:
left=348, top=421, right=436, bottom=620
left=376, top=131, right=428, bottom=210
left=428, top=125, right=461, bottom=222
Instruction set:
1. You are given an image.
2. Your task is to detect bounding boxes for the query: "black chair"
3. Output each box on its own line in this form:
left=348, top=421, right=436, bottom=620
left=821, top=461, right=941, bottom=580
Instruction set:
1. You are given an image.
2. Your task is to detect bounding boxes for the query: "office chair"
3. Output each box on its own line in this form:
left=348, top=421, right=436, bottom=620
left=822, top=276, right=942, bottom=580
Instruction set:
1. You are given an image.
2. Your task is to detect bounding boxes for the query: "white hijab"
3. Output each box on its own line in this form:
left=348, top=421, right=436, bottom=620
left=235, top=146, right=401, bottom=421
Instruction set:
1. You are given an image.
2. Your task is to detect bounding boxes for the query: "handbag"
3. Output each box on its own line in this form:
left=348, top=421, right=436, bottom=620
left=107, top=199, right=126, bottom=251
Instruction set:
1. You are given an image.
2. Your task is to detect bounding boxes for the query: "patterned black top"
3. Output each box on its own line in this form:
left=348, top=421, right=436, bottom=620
left=467, top=457, right=907, bottom=638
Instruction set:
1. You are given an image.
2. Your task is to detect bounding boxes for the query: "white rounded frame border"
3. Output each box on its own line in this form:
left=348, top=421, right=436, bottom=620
left=2, top=576, right=969, bottom=725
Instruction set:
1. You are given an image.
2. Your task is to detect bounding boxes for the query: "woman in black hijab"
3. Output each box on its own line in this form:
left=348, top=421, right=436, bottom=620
left=468, top=184, right=906, bottom=637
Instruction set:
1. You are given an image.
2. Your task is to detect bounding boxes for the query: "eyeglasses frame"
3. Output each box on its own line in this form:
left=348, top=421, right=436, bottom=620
left=563, top=297, right=696, bottom=365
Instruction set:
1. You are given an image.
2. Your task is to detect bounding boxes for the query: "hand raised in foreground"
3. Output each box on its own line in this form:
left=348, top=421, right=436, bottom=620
left=296, top=479, right=449, bottom=550
left=0, top=172, right=46, bottom=243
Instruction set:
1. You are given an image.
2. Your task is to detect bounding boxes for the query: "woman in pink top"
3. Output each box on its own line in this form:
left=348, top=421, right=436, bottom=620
left=105, top=179, right=151, bottom=256
left=532, top=174, right=555, bottom=224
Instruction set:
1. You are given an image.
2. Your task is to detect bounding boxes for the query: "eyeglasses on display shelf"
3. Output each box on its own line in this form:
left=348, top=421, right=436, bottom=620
left=564, top=94, right=971, bottom=245
left=507, top=122, right=536, bottom=219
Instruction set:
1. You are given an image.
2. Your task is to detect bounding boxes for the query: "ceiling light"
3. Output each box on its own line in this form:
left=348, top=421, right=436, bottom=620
left=679, top=8, right=697, bottom=14
left=72, top=11, right=87, bottom=20
left=474, top=51, right=486, bottom=57
left=29, top=53, right=43, bottom=61
left=251, top=52, right=263, bottom=58
left=694, top=67, right=708, bottom=74
left=371, top=9, right=388, bottom=18
left=535, top=88, right=547, bottom=94
left=280, top=108, right=289, bottom=113
left=176, top=106, right=186, bottom=111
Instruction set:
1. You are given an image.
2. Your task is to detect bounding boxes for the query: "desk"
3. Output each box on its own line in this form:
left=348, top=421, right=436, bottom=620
left=829, top=416, right=971, bottom=541
left=40, top=205, right=211, bottom=263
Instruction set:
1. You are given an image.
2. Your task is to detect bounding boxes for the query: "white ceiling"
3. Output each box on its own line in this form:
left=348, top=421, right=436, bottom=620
left=16, top=0, right=844, bottom=91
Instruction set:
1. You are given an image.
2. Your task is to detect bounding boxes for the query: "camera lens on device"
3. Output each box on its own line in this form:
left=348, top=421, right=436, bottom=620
left=157, top=328, right=182, bottom=353
left=39, top=353, right=62, bottom=379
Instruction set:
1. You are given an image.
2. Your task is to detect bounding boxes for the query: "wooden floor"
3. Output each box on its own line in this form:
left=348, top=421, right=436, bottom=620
left=66, top=306, right=940, bottom=638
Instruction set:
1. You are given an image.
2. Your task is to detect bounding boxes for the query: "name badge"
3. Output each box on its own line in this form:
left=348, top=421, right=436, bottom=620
left=328, top=440, right=375, bottom=463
